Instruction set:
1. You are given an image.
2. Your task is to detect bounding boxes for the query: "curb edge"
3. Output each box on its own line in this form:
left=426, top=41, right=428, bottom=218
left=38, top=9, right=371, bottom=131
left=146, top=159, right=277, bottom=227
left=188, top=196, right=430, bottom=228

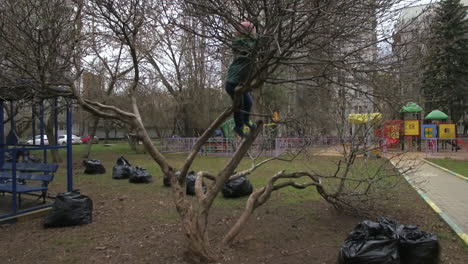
left=415, top=188, right=468, bottom=246
left=390, top=159, right=468, bottom=246
left=421, top=158, right=468, bottom=182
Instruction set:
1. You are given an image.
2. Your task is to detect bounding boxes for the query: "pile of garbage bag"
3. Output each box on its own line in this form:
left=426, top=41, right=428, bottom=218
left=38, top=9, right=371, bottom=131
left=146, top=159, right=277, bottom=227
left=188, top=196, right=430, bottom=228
left=44, top=190, right=93, bottom=228
left=162, top=171, right=206, bottom=195
left=163, top=172, right=254, bottom=198
left=111, top=156, right=153, bottom=184
left=128, top=166, right=153, bottom=183
left=338, top=217, right=439, bottom=264
left=112, top=156, right=132, bottom=179
left=83, top=159, right=106, bottom=174
left=222, top=176, right=253, bottom=198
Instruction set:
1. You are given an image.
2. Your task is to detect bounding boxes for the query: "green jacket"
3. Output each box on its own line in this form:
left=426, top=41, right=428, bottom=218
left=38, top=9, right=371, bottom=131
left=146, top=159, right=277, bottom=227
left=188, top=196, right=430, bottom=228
left=226, top=37, right=257, bottom=85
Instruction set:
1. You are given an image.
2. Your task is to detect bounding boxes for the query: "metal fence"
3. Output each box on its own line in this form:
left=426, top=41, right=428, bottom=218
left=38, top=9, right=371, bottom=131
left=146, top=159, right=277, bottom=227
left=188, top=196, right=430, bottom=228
left=424, top=138, right=468, bottom=156
left=159, top=137, right=198, bottom=153
left=159, top=136, right=468, bottom=157
left=160, top=136, right=377, bottom=156
left=160, top=137, right=276, bottom=156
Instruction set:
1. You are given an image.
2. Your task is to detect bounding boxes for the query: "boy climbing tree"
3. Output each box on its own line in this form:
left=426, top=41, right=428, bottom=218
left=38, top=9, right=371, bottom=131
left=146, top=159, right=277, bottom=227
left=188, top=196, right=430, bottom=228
left=225, top=21, right=259, bottom=137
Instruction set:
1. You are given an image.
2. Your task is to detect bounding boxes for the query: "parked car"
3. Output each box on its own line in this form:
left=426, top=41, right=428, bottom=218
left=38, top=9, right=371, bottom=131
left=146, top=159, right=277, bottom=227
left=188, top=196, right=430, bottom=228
left=26, top=135, right=49, bottom=145
left=81, top=134, right=99, bottom=144
left=58, top=135, right=82, bottom=145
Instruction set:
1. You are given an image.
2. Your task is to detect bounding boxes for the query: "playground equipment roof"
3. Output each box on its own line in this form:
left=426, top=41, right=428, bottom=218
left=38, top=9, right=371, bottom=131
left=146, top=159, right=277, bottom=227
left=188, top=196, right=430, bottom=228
left=0, top=79, right=72, bottom=101
left=425, top=110, right=448, bottom=120
left=348, top=113, right=382, bottom=124
left=400, top=102, right=423, bottom=113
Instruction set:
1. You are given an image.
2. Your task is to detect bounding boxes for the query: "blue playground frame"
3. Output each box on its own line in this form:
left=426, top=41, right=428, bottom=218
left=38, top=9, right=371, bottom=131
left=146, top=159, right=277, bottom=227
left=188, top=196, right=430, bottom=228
left=0, top=97, right=74, bottom=220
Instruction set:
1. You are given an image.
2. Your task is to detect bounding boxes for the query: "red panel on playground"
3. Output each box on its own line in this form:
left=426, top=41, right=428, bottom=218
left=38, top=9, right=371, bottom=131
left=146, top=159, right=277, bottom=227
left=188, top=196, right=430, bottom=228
left=383, top=120, right=403, bottom=148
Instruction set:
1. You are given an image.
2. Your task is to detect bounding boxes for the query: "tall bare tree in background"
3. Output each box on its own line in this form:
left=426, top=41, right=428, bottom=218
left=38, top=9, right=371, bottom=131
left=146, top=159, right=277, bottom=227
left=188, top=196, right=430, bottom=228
left=0, top=0, right=423, bottom=262
left=2, top=102, right=33, bottom=138
left=0, top=0, right=81, bottom=162
left=80, top=37, right=133, bottom=158
left=142, top=4, right=227, bottom=136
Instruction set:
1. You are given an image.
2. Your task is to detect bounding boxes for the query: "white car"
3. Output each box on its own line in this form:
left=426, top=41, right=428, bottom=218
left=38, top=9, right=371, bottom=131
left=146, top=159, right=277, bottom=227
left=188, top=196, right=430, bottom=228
left=58, top=135, right=82, bottom=145
left=26, top=135, right=49, bottom=145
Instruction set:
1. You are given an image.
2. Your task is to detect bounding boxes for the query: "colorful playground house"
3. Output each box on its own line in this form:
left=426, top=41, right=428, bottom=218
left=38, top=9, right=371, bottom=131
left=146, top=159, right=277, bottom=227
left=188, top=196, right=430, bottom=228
left=381, top=103, right=461, bottom=152
left=348, top=102, right=463, bottom=152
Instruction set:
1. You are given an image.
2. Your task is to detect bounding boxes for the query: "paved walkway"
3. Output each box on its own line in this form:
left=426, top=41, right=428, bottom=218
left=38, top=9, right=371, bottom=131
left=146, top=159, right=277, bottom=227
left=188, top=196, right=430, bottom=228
left=394, top=154, right=468, bottom=244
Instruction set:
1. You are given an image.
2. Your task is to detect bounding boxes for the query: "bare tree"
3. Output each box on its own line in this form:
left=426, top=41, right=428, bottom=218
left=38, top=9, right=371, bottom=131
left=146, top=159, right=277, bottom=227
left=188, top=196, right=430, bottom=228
left=70, top=0, right=421, bottom=262
left=0, top=0, right=423, bottom=262
left=0, top=0, right=81, bottom=89
left=2, top=102, right=33, bottom=138
left=0, top=0, right=82, bottom=163
left=310, top=118, right=416, bottom=216
left=80, top=40, right=133, bottom=158
left=141, top=4, right=227, bottom=136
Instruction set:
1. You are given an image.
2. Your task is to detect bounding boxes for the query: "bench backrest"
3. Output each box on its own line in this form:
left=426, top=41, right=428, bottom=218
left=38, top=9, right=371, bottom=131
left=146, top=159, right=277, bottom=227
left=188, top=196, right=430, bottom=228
left=1, top=163, right=59, bottom=173
left=0, top=171, right=54, bottom=182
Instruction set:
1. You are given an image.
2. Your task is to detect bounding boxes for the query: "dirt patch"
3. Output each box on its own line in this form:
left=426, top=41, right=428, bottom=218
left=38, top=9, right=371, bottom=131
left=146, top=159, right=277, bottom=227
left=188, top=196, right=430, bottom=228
left=0, top=153, right=467, bottom=263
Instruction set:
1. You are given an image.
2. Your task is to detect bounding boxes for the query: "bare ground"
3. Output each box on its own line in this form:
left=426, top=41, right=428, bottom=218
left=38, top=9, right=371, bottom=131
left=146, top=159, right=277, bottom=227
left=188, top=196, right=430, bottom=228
left=1, top=152, right=467, bottom=264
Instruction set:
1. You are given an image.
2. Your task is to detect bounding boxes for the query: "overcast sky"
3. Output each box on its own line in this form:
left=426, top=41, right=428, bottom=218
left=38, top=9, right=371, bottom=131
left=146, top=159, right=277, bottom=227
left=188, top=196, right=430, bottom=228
left=376, top=0, right=438, bottom=55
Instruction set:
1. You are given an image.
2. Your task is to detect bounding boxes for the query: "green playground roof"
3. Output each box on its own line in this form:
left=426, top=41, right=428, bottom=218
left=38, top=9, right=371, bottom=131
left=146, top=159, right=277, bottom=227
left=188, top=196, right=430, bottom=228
left=424, top=110, right=448, bottom=120
left=399, top=102, right=423, bottom=113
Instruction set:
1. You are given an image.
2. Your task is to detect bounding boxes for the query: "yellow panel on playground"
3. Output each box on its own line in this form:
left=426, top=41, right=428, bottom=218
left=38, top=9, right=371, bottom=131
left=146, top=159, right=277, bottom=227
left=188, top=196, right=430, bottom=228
left=404, top=120, right=419, bottom=136
left=439, top=124, right=456, bottom=139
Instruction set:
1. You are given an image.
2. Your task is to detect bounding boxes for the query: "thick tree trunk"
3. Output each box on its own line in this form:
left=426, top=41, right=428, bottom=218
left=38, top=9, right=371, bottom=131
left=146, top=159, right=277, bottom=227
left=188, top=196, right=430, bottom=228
left=184, top=218, right=216, bottom=263
left=105, top=130, right=110, bottom=144
left=182, top=108, right=190, bottom=137
left=464, top=120, right=468, bottom=136
left=128, top=135, right=137, bottom=152
left=154, top=126, right=162, bottom=139
left=133, top=113, right=217, bottom=262
left=176, top=181, right=216, bottom=263
left=79, top=108, right=85, bottom=136
left=84, top=116, right=99, bottom=159
left=14, top=118, right=31, bottom=138
left=45, top=112, right=62, bottom=163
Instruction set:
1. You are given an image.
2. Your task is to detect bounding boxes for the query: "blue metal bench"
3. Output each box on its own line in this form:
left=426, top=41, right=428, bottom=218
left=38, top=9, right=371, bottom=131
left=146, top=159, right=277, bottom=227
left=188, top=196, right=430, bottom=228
left=0, top=163, right=59, bottom=203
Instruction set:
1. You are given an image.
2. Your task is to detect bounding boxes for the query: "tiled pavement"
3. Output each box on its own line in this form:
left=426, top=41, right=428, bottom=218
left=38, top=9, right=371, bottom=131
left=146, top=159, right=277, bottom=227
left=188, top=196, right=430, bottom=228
left=413, top=162, right=467, bottom=230
left=393, top=154, right=468, bottom=244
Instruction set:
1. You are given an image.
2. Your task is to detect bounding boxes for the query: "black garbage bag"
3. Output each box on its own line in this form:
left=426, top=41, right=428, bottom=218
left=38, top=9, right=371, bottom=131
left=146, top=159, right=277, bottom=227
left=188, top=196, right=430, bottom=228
left=83, top=159, right=106, bottom=174
left=222, top=176, right=253, bottom=198
left=399, top=225, right=440, bottom=264
left=338, top=219, right=401, bottom=264
left=129, top=166, right=153, bottom=183
left=186, top=171, right=206, bottom=195
left=379, top=217, right=404, bottom=236
left=44, top=190, right=93, bottom=228
left=112, top=156, right=132, bottom=179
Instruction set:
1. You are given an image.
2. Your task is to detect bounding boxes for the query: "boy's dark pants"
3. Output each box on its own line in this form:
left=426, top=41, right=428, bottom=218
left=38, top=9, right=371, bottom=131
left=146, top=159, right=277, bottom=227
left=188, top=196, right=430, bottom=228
left=225, top=82, right=252, bottom=129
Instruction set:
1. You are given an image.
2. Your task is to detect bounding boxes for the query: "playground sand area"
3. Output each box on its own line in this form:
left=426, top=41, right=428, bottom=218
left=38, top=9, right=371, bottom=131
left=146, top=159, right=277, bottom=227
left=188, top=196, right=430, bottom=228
left=1, top=149, right=467, bottom=264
